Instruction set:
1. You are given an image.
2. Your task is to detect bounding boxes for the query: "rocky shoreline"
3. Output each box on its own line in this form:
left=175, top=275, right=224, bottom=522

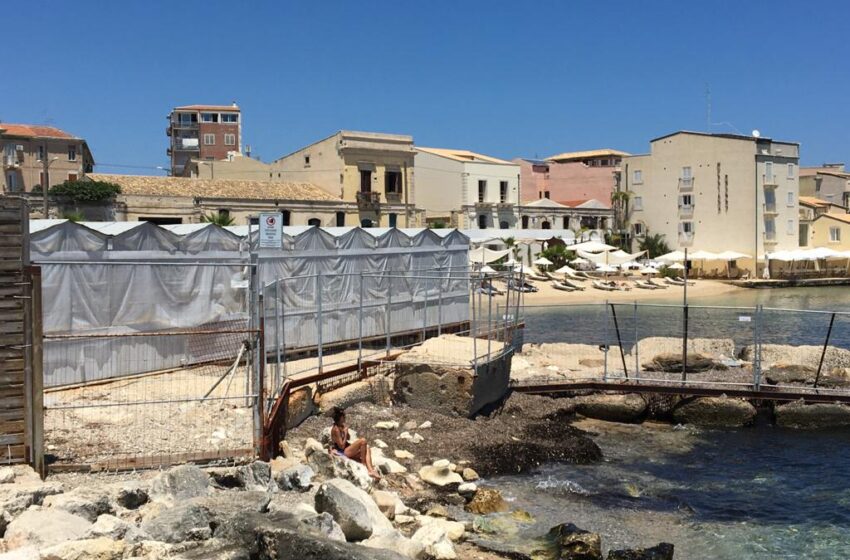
left=0, top=392, right=675, bottom=560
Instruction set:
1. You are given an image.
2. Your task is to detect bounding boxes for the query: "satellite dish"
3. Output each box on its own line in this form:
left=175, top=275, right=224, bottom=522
left=752, top=129, right=761, bottom=138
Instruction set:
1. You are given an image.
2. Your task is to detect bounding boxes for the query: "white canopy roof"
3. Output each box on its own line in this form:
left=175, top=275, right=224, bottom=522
left=569, top=240, right=616, bottom=253
left=578, top=249, right=646, bottom=266
left=533, top=257, right=554, bottom=266
left=469, top=247, right=511, bottom=264
left=657, top=250, right=687, bottom=262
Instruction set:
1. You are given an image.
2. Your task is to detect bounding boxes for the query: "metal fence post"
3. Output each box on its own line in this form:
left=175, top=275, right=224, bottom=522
left=681, top=303, right=689, bottom=383
left=316, top=273, right=323, bottom=373
left=255, top=292, right=266, bottom=457
left=487, top=274, right=493, bottom=362
left=422, top=275, right=428, bottom=343
left=358, top=272, right=364, bottom=371
left=603, top=300, right=609, bottom=382
left=754, top=304, right=763, bottom=389
left=815, top=312, right=837, bottom=388
left=386, top=274, right=392, bottom=357
left=273, top=281, right=281, bottom=395
left=471, top=272, right=478, bottom=368
left=633, top=301, right=640, bottom=381
left=437, top=270, right=443, bottom=337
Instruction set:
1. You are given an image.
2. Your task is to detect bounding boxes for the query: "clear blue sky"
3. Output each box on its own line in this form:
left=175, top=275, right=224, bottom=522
left=3, top=0, right=848, bottom=173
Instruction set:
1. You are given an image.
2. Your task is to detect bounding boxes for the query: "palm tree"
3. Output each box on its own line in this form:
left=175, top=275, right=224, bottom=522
left=638, top=232, right=670, bottom=259
left=610, top=190, right=631, bottom=233
left=501, top=236, right=519, bottom=260
left=201, top=211, right=235, bottom=226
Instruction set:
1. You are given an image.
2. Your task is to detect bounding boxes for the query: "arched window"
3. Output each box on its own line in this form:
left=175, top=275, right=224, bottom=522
left=388, top=213, right=397, bottom=228
left=477, top=214, right=488, bottom=229
left=521, top=216, right=529, bottom=229
left=307, top=218, right=321, bottom=227
left=499, top=220, right=509, bottom=229
left=562, top=216, right=569, bottom=229
left=335, top=212, right=345, bottom=227
left=360, top=218, right=373, bottom=228
left=541, top=221, right=551, bottom=230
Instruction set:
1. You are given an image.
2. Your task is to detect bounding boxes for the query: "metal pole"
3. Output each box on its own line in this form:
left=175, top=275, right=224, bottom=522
left=274, top=281, right=281, bottom=393
left=754, top=304, right=763, bottom=390
left=316, top=273, right=323, bottom=373
left=487, top=275, right=493, bottom=361
left=633, top=300, right=640, bottom=381
left=255, top=293, right=266, bottom=456
left=386, top=274, right=392, bottom=357
left=681, top=303, right=689, bottom=383
left=603, top=300, right=609, bottom=382
left=814, top=312, right=836, bottom=388
left=609, top=303, right=628, bottom=379
left=437, top=270, right=443, bottom=337
left=29, top=267, right=45, bottom=478
left=422, top=275, right=428, bottom=343
left=358, top=272, right=364, bottom=370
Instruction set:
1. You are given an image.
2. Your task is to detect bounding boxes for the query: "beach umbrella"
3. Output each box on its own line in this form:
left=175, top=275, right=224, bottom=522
left=595, top=263, right=618, bottom=273
left=554, top=265, right=576, bottom=274
left=717, top=251, right=751, bottom=260
left=570, top=240, right=616, bottom=253
left=569, top=257, right=589, bottom=265
left=667, top=263, right=685, bottom=270
left=639, top=267, right=658, bottom=275
left=532, top=256, right=554, bottom=267
left=514, top=264, right=536, bottom=276
left=657, top=250, right=686, bottom=262
left=479, top=265, right=496, bottom=274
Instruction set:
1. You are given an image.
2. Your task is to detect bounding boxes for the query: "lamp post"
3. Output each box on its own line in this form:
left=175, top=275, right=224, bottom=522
left=37, top=155, right=59, bottom=218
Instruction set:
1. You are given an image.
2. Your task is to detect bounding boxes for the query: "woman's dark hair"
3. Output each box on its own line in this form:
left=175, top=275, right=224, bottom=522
left=332, top=407, right=345, bottom=424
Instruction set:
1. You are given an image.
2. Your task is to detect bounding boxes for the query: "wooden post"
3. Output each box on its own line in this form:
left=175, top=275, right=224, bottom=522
left=29, top=267, right=44, bottom=478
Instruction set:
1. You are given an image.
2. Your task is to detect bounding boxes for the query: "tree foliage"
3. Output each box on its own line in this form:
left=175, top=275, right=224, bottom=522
left=539, top=244, right=570, bottom=269
left=638, top=233, right=670, bottom=259
left=47, top=180, right=121, bottom=203
left=201, top=211, right=235, bottom=226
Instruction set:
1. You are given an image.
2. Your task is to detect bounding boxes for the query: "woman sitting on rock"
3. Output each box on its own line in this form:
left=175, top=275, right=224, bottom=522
left=331, top=407, right=380, bottom=480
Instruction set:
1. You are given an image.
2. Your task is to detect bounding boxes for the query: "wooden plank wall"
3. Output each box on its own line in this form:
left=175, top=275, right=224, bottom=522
left=0, top=197, right=29, bottom=465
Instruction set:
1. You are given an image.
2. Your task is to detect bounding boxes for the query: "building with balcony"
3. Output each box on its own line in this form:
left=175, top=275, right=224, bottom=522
left=798, top=196, right=850, bottom=249
left=414, top=147, right=520, bottom=229
left=167, top=104, right=241, bottom=176
left=621, top=131, right=800, bottom=273
left=270, top=130, right=419, bottom=227
left=799, top=164, right=850, bottom=209
left=514, top=149, right=626, bottom=206
left=1, top=123, right=93, bottom=193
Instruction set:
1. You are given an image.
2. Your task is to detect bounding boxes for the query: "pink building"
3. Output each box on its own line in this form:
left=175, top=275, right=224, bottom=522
left=514, top=149, right=627, bottom=206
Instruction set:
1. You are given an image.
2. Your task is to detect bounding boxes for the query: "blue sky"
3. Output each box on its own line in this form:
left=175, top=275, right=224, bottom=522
left=3, top=0, right=848, bottom=172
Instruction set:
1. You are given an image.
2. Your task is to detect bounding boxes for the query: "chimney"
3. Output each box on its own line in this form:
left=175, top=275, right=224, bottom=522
left=231, top=100, right=238, bottom=108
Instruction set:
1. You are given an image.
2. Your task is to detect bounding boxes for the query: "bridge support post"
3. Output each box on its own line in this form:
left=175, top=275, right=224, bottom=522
left=814, top=312, right=836, bottom=389
left=681, top=304, right=689, bottom=382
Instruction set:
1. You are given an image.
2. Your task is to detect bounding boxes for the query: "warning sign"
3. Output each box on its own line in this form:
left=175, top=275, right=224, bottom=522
left=258, top=212, right=282, bottom=248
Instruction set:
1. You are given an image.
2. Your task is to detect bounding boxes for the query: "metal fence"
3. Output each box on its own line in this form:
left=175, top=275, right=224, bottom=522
left=516, top=302, right=850, bottom=396
left=42, top=261, right=261, bottom=469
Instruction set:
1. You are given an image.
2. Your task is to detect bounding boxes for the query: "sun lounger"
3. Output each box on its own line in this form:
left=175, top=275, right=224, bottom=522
left=560, top=278, right=586, bottom=290
left=633, top=280, right=657, bottom=290
left=552, top=281, right=576, bottom=292
left=576, top=271, right=594, bottom=279
left=645, top=278, right=668, bottom=289
left=592, top=280, right=623, bottom=292
left=526, top=273, right=549, bottom=281
left=565, top=271, right=587, bottom=281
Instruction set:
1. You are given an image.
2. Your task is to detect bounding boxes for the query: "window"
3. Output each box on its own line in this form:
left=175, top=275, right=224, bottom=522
left=68, top=173, right=77, bottom=182
left=681, top=221, right=694, bottom=234
left=499, top=220, right=509, bottom=229
left=385, top=170, right=402, bottom=194
left=765, top=218, right=776, bottom=240
left=787, top=163, right=795, bottom=178
left=541, top=221, right=551, bottom=230
left=37, top=145, right=45, bottom=161
left=6, top=173, right=16, bottom=192
left=200, top=112, right=218, bottom=123
left=304, top=155, right=311, bottom=167
left=679, top=194, right=693, bottom=208
left=681, top=166, right=692, bottom=179
left=218, top=209, right=231, bottom=220
left=786, top=191, right=795, bottom=207
left=544, top=191, right=550, bottom=199
left=221, top=113, right=238, bottom=123
left=633, top=170, right=643, bottom=184
left=359, top=170, right=372, bottom=192
left=765, top=162, right=774, bottom=181
left=177, top=112, right=196, bottom=126
left=787, top=219, right=795, bottom=235
left=203, top=134, right=215, bottom=145
left=388, top=213, right=397, bottom=228
left=830, top=227, right=841, bottom=243
left=307, top=218, right=321, bottom=227
left=499, top=181, right=508, bottom=203
left=632, top=196, right=643, bottom=211
left=521, top=215, right=529, bottom=229
left=562, top=216, right=569, bottom=229
left=633, top=222, right=645, bottom=236
left=281, top=210, right=290, bottom=226
left=478, top=180, right=487, bottom=202
left=477, top=214, right=488, bottom=229
left=224, top=133, right=236, bottom=146
left=335, top=212, right=345, bottom=227
left=360, top=219, right=373, bottom=228
left=68, top=146, right=76, bottom=161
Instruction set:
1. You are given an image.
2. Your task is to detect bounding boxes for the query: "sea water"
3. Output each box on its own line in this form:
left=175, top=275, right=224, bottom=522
left=487, top=422, right=850, bottom=559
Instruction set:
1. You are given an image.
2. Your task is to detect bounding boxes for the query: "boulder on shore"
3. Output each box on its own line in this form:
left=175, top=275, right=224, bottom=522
left=4, top=508, right=92, bottom=550
left=643, top=353, right=726, bottom=373
left=607, top=542, right=675, bottom=560
left=464, top=488, right=508, bottom=515
left=671, top=397, right=756, bottom=427
left=419, top=460, right=463, bottom=488
left=537, top=522, right=603, bottom=560
left=574, top=393, right=647, bottom=424
left=148, top=464, right=209, bottom=505
left=775, top=401, right=850, bottom=429
left=314, top=478, right=393, bottom=541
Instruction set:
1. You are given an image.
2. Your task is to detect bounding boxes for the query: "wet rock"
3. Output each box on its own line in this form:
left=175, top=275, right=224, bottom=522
left=775, top=401, right=850, bottom=429
left=671, top=397, right=756, bottom=427
left=537, top=522, right=602, bottom=560
left=574, top=393, right=647, bottom=424
left=411, top=523, right=456, bottom=559
left=607, top=542, right=675, bottom=560
left=314, top=478, right=393, bottom=541
left=464, top=488, right=508, bottom=515
left=114, top=481, right=148, bottom=510
left=43, top=487, right=113, bottom=522
left=39, top=537, right=127, bottom=560
left=461, top=467, right=479, bottom=481
left=276, top=464, right=315, bottom=491
left=643, top=353, right=726, bottom=373
left=419, top=460, right=463, bottom=488
left=4, top=508, right=92, bottom=550
left=149, top=464, right=209, bottom=505
left=141, top=503, right=213, bottom=543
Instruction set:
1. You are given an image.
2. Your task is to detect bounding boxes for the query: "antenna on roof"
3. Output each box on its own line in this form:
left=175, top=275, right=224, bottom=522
left=752, top=129, right=761, bottom=138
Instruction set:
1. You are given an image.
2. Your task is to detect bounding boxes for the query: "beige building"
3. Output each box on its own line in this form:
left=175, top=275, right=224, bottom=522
left=84, top=173, right=370, bottom=226
left=2, top=123, right=94, bottom=193
left=271, top=130, right=418, bottom=227
left=799, top=164, right=850, bottom=209
left=799, top=196, right=850, bottom=250
left=183, top=153, right=272, bottom=181
left=622, top=131, right=800, bottom=273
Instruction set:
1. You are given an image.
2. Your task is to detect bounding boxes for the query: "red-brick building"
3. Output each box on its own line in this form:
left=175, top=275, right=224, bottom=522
left=514, top=149, right=627, bottom=206
left=166, top=103, right=241, bottom=176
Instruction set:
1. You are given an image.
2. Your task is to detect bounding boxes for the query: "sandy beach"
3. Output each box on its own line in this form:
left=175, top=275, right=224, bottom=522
left=514, top=278, right=745, bottom=305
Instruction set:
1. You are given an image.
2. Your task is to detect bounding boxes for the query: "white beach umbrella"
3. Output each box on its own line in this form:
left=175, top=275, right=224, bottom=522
left=639, top=266, right=658, bottom=275
left=514, top=264, right=537, bottom=276
left=689, top=250, right=720, bottom=260
left=554, top=265, right=576, bottom=274
left=569, top=257, right=589, bottom=265
left=717, top=250, right=751, bottom=261
left=532, top=256, right=554, bottom=266
left=667, top=262, right=686, bottom=270
left=479, top=265, right=497, bottom=274
left=595, top=263, right=619, bottom=273
left=570, top=240, right=616, bottom=253
left=657, top=250, right=687, bottom=262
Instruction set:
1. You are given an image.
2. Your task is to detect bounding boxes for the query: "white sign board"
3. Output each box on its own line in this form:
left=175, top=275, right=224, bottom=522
left=258, top=212, right=282, bottom=248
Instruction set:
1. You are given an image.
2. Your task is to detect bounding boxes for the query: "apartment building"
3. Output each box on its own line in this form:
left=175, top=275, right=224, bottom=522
left=799, top=196, right=850, bottom=250
left=271, top=130, right=419, bottom=227
left=799, top=164, right=850, bottom=208
left=167, top=104, right=241, bottom=176
left=514, top=149, right=626, bottom=204
left=1, top=123, right=94, bottom=193
left=414, top=147, right=520, bottom=229
left=622, top=131, right=800, bottom=272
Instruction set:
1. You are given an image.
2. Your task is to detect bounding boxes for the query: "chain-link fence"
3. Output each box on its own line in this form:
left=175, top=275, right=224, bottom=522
left=516, top=302, right=850, bottom=397
left=41, top=261, right=261, bottom=469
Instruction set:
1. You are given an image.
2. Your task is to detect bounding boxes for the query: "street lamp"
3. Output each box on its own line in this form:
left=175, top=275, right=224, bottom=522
left=36, top=156, right=59, bottom=218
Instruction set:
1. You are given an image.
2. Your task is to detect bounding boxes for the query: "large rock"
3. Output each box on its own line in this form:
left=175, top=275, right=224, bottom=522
left=775, top=401, right=850, bottom=429
left=643, top=353, right=726, bottom=373
left=745, top=343, right=850, bottom=371
left=301, top=511, right=347, bottom=543
left=539, top=523, right=603, bottom=560
left=464, top=488, right=508, bottom=515
left=362, top=529, right=426, bottom=559
left=672, top=397, right=756, bottom=427
left=0, top=468, right=15, bottom=484
left=634, top=337, right=735, bottom=362
left=574, top=394, right=647, bottom=423
left=764, top=363, right=850, bottom=389
left=191, top=491, right=271, bottom=527
left=607, top=542, right=675, bottom=560
left=371, top=489, right=408, bottom=520
left=4, top=508, right=92, bottom=550
left=411, top=523, right=456, bottom=559
left=314, top=479, right=393, bottom=541
left=43, top=486, right=113, bottom=522
left=141, top=503, right=213, bottom=543
left=83, top=514, right=135, bottom=540
left=276, top=464, right=315, bottom=491
left=208, top=461, right=275, bottom=492
left=417, top=516, right=466, bottom=541
left=114, top=481, right=148, bottom=510
left=371, top=448, right=407, bottom=475
left=39, top=537, right=127, bottom=560
left=418, top=460, right=463, bottom=488
left=148, top=464, right=209, bottom=505
left=305, top=439, right=372, bottom=491
left=0, top=478, right=64, bottom=517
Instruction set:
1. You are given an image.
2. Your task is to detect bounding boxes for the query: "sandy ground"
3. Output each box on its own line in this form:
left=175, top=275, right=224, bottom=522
left=512, top=278, right=744, bottom=306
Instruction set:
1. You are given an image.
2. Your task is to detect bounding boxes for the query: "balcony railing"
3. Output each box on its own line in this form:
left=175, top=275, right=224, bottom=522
left=171, top=120, right=199, bottom=129
left=356, top=191, right=381, bottom=207
left=678, top=177, right=694, bottom=190
left=385, top=191, right=402, bottom=204
left=678, top=204, right=694, bottom=217
left=763, top=174, right=778, bottom=187
left=763, top=202, right=778, bottom=215
left=764, top=230, right=777, bottom=242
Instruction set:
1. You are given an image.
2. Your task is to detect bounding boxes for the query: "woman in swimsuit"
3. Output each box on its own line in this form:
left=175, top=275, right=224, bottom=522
left=330, top=407, right=380, bottom=480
